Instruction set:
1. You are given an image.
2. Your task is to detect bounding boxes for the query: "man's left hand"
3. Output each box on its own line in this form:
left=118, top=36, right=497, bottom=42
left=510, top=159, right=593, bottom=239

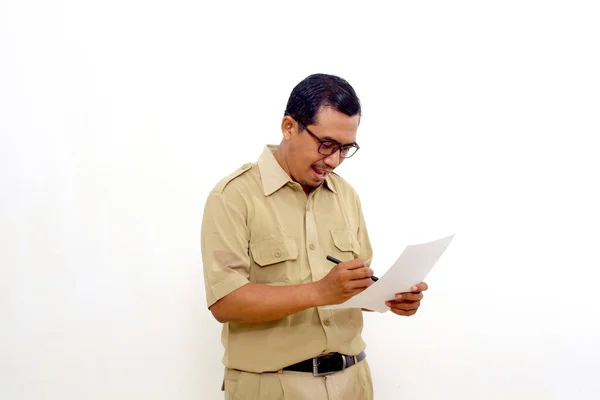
left=385, top=282, right=428, bottom=316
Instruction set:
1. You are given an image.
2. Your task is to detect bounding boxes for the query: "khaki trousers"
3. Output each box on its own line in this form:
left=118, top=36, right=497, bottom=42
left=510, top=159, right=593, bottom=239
left=222, top=359, right=373, bottom=400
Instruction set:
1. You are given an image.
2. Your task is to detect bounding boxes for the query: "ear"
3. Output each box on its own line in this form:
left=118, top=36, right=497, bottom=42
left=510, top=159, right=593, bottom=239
left=281, top=116, right=296, bottom=141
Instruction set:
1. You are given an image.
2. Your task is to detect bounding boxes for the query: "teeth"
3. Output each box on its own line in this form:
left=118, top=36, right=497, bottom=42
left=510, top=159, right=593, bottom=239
left=313, top=167, right=326, bottom=176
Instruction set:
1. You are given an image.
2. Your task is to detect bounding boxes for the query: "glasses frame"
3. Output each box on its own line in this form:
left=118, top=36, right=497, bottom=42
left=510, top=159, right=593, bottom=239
left=284, top=112, right=360, bottom=159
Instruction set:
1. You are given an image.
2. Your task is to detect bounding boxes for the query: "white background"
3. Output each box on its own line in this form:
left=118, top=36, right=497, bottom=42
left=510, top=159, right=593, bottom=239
left=1, top=1, right=599, bottom=399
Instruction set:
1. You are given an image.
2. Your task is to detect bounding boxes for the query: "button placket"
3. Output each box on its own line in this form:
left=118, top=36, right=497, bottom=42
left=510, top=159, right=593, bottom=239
left=305, top=210, right=321, bottom=279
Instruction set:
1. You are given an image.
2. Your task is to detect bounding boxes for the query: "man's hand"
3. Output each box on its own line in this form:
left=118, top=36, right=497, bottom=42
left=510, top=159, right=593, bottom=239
left=315, top=259, right=374, bottom=306
left=385, top=282, right=428, bottom=316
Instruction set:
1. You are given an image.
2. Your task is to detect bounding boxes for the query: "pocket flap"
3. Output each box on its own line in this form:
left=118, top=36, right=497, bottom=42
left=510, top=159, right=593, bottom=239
left=250, top=236, right=298, bottom=266
left=330, top=229, right=360, bottom=253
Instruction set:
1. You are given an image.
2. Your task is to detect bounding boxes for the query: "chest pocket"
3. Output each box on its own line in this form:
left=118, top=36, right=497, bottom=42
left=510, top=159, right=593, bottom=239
left=250, top=236, right=298, bottom=284
left=330, top=229, right=361, bottom=262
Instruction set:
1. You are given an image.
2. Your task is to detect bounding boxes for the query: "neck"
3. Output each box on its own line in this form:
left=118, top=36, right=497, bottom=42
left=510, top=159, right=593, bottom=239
left=273, top=147, right=313, bottom=195
left=273, top=147, right=292, bottom=179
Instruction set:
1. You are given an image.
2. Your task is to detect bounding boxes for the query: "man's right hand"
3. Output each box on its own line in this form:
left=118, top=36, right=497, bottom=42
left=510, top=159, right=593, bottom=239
left=315, top=259, right=374, bottom=306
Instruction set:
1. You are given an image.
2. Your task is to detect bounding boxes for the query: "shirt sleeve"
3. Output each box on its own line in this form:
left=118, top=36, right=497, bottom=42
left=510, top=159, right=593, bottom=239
left=201, top=189, right=251, bottom=308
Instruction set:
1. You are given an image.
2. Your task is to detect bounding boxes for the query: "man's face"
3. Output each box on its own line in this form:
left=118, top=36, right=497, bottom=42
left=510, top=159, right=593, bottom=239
left=282, top=106, right=359, bottom=191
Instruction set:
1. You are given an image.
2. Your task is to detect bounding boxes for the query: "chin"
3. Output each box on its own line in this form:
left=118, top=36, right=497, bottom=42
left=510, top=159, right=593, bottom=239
left=300, top=179, right=319, bottom=189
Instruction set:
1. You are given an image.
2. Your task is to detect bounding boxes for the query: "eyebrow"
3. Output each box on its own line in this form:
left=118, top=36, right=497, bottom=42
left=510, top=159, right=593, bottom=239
left=299, top=118, right=357, bottom=146
left=321, top=136, right=357, bottom=146
left=321, top=135, right=340, bottom=143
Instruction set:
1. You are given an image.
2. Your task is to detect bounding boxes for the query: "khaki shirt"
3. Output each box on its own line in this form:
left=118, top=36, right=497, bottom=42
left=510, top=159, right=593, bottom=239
left=201, top=144, right=374, bottom=373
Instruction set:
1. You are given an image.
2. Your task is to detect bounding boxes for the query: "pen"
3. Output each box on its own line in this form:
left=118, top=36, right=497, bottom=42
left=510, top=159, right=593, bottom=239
left=326, top=255, right=378, bottom=281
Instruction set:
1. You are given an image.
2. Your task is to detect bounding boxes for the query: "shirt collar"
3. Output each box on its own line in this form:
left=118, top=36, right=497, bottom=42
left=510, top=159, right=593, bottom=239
left=258, top=144, right=337, bottom=196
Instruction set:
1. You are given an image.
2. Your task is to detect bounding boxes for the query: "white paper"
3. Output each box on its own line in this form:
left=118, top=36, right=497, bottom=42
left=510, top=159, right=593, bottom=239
left=323, top=234, right=455, bottom=313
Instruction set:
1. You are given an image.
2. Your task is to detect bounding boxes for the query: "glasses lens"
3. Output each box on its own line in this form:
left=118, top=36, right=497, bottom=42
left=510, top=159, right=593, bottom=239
left=319, top=143, right=359, bottom=158
left=340, top=146, right=358, bottom=158
left=318, top=142, right=337, bottom=155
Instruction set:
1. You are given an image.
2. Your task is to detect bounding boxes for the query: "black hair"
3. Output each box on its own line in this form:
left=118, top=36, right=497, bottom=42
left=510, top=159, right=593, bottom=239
left=284, top=73, right=361, bottom=128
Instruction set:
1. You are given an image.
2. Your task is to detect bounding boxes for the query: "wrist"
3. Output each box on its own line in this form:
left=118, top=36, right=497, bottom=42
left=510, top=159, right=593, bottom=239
left=306, top=281, right=325, bottom=307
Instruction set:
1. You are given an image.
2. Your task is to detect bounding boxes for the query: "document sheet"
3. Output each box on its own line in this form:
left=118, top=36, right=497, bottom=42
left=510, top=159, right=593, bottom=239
left=324, top=234, right=455, bottom=313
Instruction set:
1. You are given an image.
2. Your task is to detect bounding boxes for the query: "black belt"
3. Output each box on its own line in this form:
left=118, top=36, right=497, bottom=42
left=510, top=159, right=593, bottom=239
left=283, top=351, right=366, bottom=376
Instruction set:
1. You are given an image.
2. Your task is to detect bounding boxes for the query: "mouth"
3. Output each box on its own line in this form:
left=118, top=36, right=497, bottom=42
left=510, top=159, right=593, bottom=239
left=311, top=166, right=330, bottom=181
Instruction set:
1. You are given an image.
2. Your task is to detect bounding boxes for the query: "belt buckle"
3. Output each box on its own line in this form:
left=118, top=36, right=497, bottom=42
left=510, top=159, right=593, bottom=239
left=312, top=353, right=346, bottom=377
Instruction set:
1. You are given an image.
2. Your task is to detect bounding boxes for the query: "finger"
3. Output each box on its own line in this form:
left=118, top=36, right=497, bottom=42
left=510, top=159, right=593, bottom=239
left=411, top=282, right=429, bottom=292
left=349, top=267, right=373, bottom=281
left=386, top=300, right=420, bottom=311
left=350, top=284, right=372, bottom=297
left=350, top=277, right=374, bottom=290
left=351, top=288, right=368, bottom=297
left=393, top=292, right=423, bottom=302
left=341, top=259, right=365, bottom=270
left=390, top=308, right=418, bottom=317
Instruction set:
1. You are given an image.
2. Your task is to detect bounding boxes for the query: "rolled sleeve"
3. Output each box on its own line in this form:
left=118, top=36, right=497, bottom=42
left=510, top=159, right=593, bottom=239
left=201, top=189, right=250, bottom=308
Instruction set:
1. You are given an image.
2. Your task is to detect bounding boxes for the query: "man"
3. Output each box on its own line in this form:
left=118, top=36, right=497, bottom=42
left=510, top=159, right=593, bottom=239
left=201, top=73, right=428, bottom=399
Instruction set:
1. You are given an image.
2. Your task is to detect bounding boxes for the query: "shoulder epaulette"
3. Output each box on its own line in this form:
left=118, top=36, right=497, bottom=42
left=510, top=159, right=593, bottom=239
left=213, top=162, right=254, bottom=193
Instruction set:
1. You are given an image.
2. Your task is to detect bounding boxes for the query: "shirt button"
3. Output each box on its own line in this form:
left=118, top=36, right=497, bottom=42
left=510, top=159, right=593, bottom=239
left=309, top=244, right=315, bottom=250
left=274, top=250, right=282, bottom=258
left=323, top=320, right=330, bottom=326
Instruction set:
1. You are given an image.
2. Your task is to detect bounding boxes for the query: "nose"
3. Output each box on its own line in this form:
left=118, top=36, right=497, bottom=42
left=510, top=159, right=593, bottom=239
left=323, top=150, right=342, bottom=168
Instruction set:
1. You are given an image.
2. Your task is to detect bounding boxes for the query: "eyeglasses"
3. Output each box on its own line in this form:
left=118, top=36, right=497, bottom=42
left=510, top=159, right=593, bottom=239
left=284, top=112, right=360, bottom=159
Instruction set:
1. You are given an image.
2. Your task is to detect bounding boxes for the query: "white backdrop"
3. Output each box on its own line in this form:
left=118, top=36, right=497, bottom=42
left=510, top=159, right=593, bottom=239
left=1, top=1, right=599, bottom=399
